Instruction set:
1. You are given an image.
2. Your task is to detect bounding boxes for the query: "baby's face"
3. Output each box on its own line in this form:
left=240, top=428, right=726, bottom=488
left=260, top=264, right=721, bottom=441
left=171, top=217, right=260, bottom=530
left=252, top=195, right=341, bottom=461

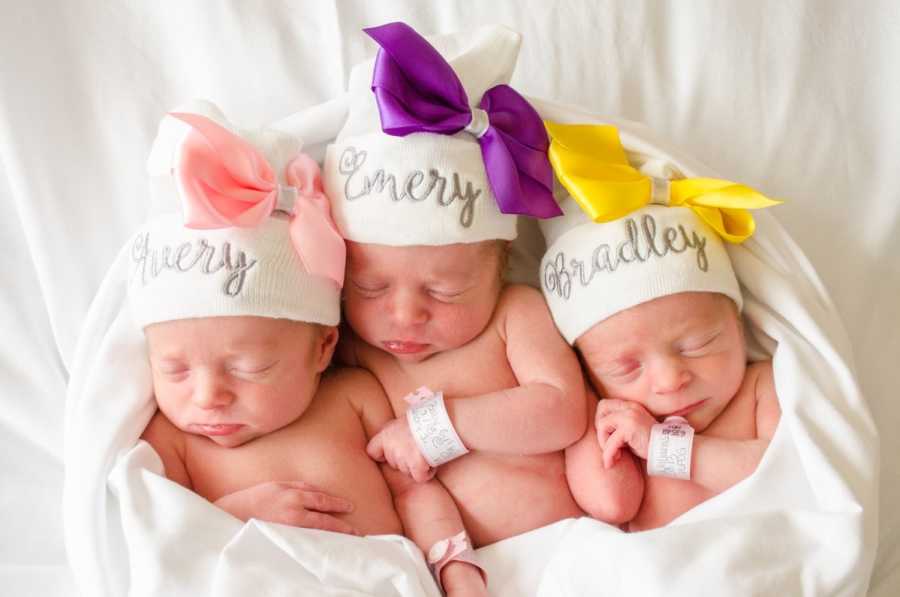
left=576, top=292, right=746, bottom=432
left=145, top=316, right=336, bottom=448
left=343, top=240, right=504, bottom=363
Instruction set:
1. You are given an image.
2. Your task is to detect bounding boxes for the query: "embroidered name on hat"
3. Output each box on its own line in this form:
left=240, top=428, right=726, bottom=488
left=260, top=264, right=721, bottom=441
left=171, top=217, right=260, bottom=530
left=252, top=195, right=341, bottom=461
left=338, top=146, right=482, bottom=228
left=131, top=232, right=258, bottom=297
left=544, top=214, right=709, bottom=300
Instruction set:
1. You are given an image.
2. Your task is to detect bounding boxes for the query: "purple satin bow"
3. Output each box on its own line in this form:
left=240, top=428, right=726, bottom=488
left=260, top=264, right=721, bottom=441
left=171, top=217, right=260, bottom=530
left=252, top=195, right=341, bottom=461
left=364, top=22, right=561, bottom=219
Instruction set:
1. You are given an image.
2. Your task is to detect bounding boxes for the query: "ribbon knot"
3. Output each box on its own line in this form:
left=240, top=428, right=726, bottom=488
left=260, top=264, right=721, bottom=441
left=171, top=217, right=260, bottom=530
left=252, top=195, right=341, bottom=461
left=650, top=177, right=670, bottom=206
left=464, top=108, right=490, bottom=138
left=364, top=22, right=561, bottom=219
left=275, top=184, right=298, bottom=215
left=168, top=112, right=346, bottom=287
left=545, top=122, right=781, bottom=243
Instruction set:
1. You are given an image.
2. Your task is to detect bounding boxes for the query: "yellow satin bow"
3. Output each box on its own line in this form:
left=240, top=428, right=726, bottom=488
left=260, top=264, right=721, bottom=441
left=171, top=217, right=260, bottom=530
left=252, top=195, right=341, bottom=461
left=544, top=122, right=781, bottom=243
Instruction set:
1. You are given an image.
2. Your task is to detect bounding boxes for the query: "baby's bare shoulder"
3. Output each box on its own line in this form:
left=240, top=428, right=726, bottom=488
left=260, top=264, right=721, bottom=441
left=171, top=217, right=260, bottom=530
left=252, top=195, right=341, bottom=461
left=140, top=410, right=191, bottom=487
left=495, top=284, right=552, bottom=325
left=320, top=366, right=388, bottom=409
left=746, top=360, right=773, bottom=382
left=321, top=366, right=383, bottom=393
left=141, top=410, right=181, bottom=450
left=321, top=366, right=394, bottom=436
left=496, top=283, right=545, bottom=311
left=747, top=360, right=780, bottom=439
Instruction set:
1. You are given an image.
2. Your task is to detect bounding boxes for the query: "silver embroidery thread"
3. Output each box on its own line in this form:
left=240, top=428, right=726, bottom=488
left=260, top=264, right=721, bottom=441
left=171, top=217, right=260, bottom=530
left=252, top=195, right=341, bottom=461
left=338, top=146, right=481, bottom=228
left=131, top=233, right=258, bottom=297
left=543, top=214, right=709, bottom=300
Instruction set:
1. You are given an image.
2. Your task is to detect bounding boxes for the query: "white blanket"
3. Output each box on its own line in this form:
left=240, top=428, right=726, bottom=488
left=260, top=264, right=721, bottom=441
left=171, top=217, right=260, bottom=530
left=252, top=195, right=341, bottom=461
left=63, top=94, right=879, bottom=596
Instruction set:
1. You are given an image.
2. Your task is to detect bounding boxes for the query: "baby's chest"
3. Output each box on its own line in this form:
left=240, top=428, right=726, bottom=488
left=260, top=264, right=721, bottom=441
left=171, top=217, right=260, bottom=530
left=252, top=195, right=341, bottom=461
left=186, top=407, right=367, bottom=502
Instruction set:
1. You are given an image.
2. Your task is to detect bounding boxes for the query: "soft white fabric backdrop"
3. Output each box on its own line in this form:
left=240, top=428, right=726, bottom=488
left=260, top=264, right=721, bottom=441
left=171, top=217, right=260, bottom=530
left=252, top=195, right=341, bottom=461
left=1, top=1, right=897, bottom=595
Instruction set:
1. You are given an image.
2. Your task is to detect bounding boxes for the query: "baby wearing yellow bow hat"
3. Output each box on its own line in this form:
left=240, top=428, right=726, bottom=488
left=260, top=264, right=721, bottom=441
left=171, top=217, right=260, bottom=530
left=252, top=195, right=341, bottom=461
left=539, top=123, right=782, bottom=530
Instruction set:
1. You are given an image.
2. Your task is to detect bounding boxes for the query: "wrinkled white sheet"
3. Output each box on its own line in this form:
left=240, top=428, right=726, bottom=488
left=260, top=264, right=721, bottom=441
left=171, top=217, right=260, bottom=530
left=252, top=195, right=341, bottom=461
left=108, top=441, right=441, bottom=597
left=2, top=1, right=898, bottom=596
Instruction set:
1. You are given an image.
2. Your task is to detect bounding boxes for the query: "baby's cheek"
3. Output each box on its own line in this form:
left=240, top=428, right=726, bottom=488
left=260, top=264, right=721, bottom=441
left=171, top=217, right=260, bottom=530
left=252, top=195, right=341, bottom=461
left=434, top=303, right=487, bottom=341
left=700, top=354, right=744, bottom=403
left=344, top=297, right=380, bottom=334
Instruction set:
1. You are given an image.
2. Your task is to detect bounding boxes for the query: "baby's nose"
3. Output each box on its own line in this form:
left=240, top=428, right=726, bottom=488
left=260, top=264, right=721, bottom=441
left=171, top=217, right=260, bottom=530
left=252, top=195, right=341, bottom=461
left=192, top=372, right=235, bottom=409
left=651, top=357, right=692, bottom=395
left=390, top=289, right=429, bottom=327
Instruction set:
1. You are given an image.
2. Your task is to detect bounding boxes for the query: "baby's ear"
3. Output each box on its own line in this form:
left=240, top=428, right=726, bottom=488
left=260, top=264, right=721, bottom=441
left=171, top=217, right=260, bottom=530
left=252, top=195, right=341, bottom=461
left=316, top=325, right=340, bottom=371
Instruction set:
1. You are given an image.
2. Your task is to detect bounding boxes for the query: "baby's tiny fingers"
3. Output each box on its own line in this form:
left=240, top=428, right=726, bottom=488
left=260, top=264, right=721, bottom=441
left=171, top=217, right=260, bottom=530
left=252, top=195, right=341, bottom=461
left=411, top=463, right=435, bottom=483
left=595, top=423, right=611, bottom=448
left=366, top=433, right=386, bottom=462
left=603, top=428, right=628, bottom=470
left=595, top=398, right=628, bottom=421
left=595, top=412, right=622, bottom=445
left=300, top=489, right=354, bottom=513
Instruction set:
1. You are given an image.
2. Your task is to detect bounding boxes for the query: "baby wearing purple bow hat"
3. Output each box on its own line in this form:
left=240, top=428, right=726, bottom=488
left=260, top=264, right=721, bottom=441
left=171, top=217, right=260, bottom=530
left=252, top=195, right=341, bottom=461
left=322, top=22, right=633, bottom=595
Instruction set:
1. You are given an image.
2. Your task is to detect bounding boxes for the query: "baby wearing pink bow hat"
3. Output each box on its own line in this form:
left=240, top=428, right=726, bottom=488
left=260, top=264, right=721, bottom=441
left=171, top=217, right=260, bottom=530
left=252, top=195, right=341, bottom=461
left=133, top=100, right=403, bottom=537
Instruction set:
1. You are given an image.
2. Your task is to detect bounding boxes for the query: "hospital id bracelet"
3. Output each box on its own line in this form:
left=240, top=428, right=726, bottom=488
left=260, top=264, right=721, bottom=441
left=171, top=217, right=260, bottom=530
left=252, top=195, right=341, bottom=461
left=427, top=530, right=487, bottom=592
left=404, top=386, right=469, bottom=467
left=647, top=416, right=695, bottom=480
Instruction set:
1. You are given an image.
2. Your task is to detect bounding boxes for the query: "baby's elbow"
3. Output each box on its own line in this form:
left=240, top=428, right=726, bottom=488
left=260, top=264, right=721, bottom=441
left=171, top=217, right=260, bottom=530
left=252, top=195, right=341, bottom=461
left=568, top=456, right=644, bottom=525
left=553, top=385, right=588, bottom=447
left=583, top=490, right=642, bottom=526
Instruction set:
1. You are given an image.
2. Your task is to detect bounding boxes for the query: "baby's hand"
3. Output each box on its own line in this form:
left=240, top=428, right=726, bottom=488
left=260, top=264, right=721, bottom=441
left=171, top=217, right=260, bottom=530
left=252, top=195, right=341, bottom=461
left=367, top=418, right=435, bottom=483
left=213, top=481, right=359, bottom=535
left=595, top=399, right=656, bottom=467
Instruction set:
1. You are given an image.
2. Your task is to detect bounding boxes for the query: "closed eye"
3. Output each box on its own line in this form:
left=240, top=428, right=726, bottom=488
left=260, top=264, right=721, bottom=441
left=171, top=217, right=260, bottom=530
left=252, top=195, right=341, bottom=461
left=428, top=287, right=467, bottom=301
left=680, top=332, right=721, bottom=356
left=161, top=370, right=189, bottom=382
left=229, top=361, right=277, bottom=376
left=351, top=279, right=388, bottom=297
left=154, top=360, right=189, bottom=377
left=599, top=360, right=641, bottom=380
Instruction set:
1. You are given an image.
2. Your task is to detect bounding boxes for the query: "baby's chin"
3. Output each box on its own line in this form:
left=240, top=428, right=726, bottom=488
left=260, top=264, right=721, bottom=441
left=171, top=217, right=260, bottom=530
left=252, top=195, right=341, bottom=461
left=682, top=398, right=730, bottom=432
left=202, top=432, right=254, bottom=449
left=181, top=424, right=258, bottom=448
left=381, top=343, right=447, bottom=364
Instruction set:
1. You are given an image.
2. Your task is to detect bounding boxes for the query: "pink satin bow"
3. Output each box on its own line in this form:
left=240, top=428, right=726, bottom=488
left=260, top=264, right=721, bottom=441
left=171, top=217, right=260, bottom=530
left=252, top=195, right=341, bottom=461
left=171, top=112, right=345, bottom=288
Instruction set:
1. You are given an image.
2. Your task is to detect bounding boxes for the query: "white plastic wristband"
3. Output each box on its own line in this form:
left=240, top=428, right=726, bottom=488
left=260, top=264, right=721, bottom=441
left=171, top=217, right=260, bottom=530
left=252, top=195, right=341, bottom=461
left=405, top=386, right=469, bottom=467
left=647, top=416, right=695, bottom=480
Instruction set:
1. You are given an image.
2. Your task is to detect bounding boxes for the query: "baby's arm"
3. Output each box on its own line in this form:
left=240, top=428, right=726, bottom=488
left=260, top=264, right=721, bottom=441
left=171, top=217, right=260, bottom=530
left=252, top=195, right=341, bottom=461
left=350, top=369, right=487, bottom=596
left=445, top=285, right=587, bottom=454
left=564, top=392, right=644, bottom=525
left=688, top=361, right=781, bottom=492
left=143, top=405, right=357, bottom=534
left=140, top=411, right=192, bottom=489
left=596, top=362, right=781, bottom=494
left=385, top=469, right=487, bottom=595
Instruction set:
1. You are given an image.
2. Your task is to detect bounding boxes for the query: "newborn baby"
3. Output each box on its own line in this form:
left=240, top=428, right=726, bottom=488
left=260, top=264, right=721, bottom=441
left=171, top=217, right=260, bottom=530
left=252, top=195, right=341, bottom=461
left=141, top=315, right=402, bottom=536
left=134, top=107, right=400, bottom=537
left=540, top=122, right=781, bottom=530
left=321, top=22, right=604, bottom=595
left=572, top=291, right=779, bottom=530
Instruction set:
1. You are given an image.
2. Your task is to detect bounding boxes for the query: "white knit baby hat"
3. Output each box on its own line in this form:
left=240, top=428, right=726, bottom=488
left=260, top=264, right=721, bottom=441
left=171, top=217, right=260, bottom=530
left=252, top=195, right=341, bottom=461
left=323, top=21, right=561, bottom=246
left=539, top=123, right=780, bottom=344
left=128, top=100, right=346, bottom=329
